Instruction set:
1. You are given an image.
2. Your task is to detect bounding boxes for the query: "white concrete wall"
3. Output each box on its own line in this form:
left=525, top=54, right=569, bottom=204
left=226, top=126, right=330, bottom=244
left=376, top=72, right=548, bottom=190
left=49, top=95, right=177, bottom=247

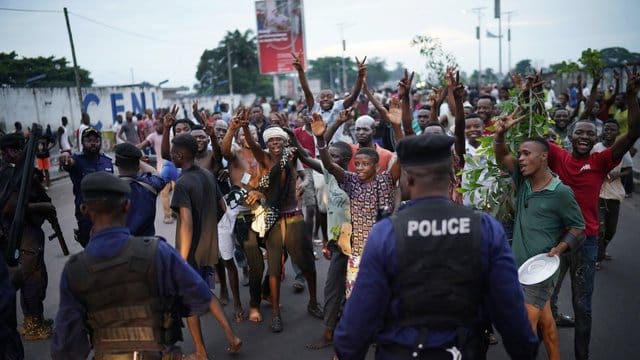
left=0, top=86, right=163, bottom=135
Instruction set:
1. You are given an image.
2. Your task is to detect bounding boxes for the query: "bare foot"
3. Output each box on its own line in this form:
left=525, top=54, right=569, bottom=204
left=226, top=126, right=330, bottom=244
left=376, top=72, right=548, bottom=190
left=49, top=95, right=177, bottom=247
left=219, top=291, right=229, bottom=306
left=249, top=307, right=262, bottom=322
left=234, top=306, right=247, bottom=323
left=227, top=336, right=243, bottom=354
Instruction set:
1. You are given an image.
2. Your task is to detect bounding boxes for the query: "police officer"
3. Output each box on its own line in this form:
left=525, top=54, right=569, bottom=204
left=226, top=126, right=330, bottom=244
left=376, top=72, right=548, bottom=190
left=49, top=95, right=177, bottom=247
left=114, top=142, right=166, bottom=236
left=60, top=127, right=113, bottom=247
left=51, top=171, right=242, bottom=359
left=333, top=135, right=538, bottom=359
left=0, top=132, right=56, bottom=341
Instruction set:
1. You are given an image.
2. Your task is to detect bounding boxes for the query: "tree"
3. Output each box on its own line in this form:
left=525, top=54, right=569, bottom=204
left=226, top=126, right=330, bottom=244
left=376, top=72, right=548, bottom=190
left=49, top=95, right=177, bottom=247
left=195, top=29, right=272, bottom=96
left=307, top=56, right=356, bottom=92
left=468, top=68, right=500, bottom=84
left=514, top=59, right=532, bottom=75
left=0, top=51, right=93, bottom=87
left=600, top=47, right=640, bottom=67
left=410, top=34, right=458, bottom=86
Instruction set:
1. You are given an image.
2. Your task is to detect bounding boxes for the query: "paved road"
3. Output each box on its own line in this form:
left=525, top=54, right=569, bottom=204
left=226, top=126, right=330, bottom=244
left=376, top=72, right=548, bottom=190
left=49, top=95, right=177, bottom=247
left=18, top=176, right=640, bottom=359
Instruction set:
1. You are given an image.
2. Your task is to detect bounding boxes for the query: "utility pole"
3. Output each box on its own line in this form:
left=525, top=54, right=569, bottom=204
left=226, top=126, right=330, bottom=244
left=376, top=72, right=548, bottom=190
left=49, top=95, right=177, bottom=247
left=502, top=11, right=517, bottom=73
left=494, top=0, right=502, bottom=76
left=63, top=7, right=83, bottom=115
left=471, top=7, right=486, bottom=86
left=227, top=42, right=234, bottom=111
left=337, top=23, right=349, bottom=93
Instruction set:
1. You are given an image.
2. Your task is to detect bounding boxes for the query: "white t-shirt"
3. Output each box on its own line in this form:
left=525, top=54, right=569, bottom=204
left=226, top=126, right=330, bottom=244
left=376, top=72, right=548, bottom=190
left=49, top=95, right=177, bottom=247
left=59, top=126, right=71, bottom=152
left=113, top=123, right=125, bottom=144
left=592, top=142, right=633, bottom=201
left=312, top=99, right=345, bottom=143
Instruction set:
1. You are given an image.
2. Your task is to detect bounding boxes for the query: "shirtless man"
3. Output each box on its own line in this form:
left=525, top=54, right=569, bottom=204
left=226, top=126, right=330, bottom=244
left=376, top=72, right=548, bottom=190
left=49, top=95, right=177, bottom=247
left=189, top=123, right=244, bottom=321
left=233, top=108, right=321, bottom=332
left=221, top=115, right=266, bottom=323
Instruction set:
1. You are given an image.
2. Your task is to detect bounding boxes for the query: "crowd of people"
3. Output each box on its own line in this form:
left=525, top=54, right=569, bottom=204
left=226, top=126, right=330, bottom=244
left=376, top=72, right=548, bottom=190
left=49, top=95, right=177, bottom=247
left=0, top=54, right=639, bottom=360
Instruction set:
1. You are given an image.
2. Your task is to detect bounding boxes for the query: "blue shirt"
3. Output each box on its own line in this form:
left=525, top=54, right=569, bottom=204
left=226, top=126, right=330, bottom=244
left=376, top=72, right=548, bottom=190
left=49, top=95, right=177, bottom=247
left=122, top=173, right=167, bottom=236
left=333, top=196, right=538, bottom=360
left=51, top=227, right=212, bottom=360
left=68, top=152, right=113, bottom=209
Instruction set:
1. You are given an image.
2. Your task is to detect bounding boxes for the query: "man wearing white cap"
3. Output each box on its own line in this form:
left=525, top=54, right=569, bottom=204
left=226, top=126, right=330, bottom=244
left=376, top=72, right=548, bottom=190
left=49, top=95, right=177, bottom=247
left=238, top=112, right=320, bottom=333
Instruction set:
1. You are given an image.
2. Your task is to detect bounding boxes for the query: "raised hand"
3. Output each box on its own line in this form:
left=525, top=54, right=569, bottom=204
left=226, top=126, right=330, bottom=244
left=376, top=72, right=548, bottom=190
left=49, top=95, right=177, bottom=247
left=624, top=65, right=640, bottom=94
left=163, top=104, right=179, bottom=130
left=355, top=56, right=367, bottom=78
left=336, top=107, right=354, bottom=125
left=494, top=106, right=525, bottom=135
left=444, top=66, right=457, bottom=88
left=398, top=69, right=414, bottom=99
left=509, top=72, right=523, bottom=90
left=197, top=110, right=209, bottom=125
left=229, top=106, right=247, bottom=130
left=452, top=82, right=465, bottom=102
left=613, top=69, right=621, bottom=81
left=204, top=121, right=216, bottom=138
left=192, top=100, right=199, bottom=113
left=387, top=97, right=402, bottom=126
left=292, top=51, right=304, bottom=72
left=310, top=112, right=327, bottom=137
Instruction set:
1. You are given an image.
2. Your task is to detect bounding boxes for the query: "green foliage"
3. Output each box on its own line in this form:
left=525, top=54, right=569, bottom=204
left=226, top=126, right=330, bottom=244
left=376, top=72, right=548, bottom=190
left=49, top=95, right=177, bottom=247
left=514, top=59, right=533, bottom=75
left=410, top=35, right=458, bottom=87
left=307, top=56, right=390, bottom=91
left=0, top=51, right=93, bottom=87
left=579, top=48, right=603, bottom=75
left=552, top=48, right=609, bottom=76
left=460, top=83, right=551, bottom=221
left=195, top=29, right=273, bottom=96
left=307, top=56, right=356, bottom=92
left=468, top=68, right=499, bottom=85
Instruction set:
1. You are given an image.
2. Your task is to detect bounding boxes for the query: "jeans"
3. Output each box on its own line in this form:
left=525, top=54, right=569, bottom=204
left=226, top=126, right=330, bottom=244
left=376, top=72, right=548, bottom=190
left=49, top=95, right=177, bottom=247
left=551, top=235, right=597, bottom=360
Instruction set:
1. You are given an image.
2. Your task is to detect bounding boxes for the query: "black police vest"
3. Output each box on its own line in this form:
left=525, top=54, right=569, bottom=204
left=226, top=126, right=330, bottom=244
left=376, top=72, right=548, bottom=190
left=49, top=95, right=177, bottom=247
left=65, top=237, right=182, bottom=356
left=391, top=199, right=483, bottom=329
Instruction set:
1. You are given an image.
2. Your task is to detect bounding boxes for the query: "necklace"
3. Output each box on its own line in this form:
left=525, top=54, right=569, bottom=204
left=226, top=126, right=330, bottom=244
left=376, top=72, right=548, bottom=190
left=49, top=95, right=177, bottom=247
left=532, top=173, right=553, bottom=192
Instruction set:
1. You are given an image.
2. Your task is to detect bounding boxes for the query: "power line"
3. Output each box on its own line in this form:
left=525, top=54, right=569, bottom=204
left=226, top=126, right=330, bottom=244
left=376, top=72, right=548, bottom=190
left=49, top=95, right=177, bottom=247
left=68, top=11, right=169, bottom=43
left=0, top=7, right=171, bottom=43
left=0, top=7, right=61, bottom=14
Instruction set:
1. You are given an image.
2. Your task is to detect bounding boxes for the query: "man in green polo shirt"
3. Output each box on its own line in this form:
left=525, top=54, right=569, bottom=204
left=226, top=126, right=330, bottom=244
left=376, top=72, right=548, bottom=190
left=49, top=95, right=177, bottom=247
left=494, top=116, right=585, bottom=359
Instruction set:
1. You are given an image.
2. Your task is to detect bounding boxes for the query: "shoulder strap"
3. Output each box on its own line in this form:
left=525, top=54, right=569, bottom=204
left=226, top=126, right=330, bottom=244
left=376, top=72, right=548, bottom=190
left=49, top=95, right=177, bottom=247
left=121, top=176, right=158, bottom=195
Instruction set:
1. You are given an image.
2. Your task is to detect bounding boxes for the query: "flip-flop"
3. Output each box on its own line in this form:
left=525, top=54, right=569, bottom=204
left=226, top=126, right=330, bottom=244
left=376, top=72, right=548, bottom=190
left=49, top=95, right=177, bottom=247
left=270, top=315, right=283, bottom=333
left=305, top=340, right=332, bottom=350
left=307, top=303, right=324, bottom=319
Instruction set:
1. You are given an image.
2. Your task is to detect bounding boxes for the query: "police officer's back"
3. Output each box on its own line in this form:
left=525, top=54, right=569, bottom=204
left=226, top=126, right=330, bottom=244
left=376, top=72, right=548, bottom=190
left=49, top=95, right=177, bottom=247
left=333, top=135, right=538, bottom=359
left=51, top=172, right=214, bottom=360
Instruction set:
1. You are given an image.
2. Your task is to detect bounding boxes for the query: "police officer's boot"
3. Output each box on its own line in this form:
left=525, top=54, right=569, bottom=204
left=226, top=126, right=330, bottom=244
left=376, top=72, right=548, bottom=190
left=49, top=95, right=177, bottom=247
left=20, top=315, right=53, bottom=340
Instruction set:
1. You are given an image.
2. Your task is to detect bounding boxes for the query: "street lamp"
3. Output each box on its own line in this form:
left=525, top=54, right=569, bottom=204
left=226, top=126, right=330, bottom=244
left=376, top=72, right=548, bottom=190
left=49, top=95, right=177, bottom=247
left=470, top=7, right=486, bottom=87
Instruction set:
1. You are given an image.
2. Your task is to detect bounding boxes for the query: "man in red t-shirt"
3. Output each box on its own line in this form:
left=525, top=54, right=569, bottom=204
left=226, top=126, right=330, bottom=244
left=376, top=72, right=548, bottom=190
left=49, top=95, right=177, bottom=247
left=545, top=70, right=640, bottom=360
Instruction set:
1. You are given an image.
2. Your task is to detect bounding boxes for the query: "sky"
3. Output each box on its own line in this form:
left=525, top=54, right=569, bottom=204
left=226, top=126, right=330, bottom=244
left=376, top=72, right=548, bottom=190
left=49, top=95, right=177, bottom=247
left=1, top=0, right=639, bottom=90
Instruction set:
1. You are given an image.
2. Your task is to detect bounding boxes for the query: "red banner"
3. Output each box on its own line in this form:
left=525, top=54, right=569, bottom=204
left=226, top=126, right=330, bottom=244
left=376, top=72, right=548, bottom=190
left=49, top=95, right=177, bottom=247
left=255, top=0, right=306, bottom=75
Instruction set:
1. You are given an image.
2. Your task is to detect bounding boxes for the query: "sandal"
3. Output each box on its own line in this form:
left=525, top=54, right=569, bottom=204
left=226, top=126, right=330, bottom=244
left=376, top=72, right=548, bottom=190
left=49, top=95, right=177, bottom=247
left=270, top=315, right=283, bottom=333
left=307, top=302, right=324, bottom=319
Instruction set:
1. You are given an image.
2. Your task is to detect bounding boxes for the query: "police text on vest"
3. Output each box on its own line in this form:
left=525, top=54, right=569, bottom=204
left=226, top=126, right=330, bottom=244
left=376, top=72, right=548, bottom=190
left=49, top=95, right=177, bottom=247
left=407, top=218, right=471, bottom=236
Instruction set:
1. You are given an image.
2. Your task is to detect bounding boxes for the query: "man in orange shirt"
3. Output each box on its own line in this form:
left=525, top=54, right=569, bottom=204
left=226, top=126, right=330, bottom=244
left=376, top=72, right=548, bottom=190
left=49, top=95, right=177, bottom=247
left=325, top=112, right=393, bottom=174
